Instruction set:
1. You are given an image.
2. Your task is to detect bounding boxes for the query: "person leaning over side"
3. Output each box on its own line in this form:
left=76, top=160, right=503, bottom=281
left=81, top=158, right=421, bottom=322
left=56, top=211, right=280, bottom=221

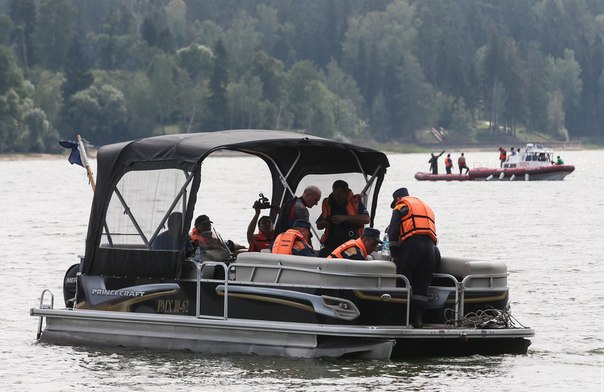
left=387, top=187, right=438, bottom=329
left=327, top=228, right=382, bottom=260
left=272, top=219, right=315, bottom=257
left=247, top=207, right=274, bottom=252
left=316, top=180, right=370, bottom=257
left=458, top=152, right=470, bottom=174
left=273, top=185, right=322, bottom=237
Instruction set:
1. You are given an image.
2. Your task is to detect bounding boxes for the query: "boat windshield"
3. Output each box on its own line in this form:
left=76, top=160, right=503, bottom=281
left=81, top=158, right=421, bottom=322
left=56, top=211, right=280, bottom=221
left=101, top=168, right=193, bottom=250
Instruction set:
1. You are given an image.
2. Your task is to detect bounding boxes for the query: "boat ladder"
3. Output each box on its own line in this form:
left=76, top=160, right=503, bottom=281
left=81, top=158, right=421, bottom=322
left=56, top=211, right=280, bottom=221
left=34, top=289, right=54, bottom=339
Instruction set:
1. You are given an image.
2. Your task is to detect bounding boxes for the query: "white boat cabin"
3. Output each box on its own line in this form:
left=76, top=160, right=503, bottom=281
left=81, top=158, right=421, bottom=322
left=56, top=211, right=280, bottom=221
left=503, top=144, right=555, bottom=169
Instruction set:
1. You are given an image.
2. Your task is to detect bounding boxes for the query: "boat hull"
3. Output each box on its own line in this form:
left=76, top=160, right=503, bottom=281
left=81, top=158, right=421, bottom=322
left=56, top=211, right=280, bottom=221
left=469, top=165, right=575, bottom=181
left=31, top=307, right=533, bottom=359
left=415, top=172, right=472, bottom=181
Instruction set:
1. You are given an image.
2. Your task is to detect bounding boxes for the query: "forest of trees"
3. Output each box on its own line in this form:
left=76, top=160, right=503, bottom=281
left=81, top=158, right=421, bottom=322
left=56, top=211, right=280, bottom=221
left=0, top=0, right=602, bottom=152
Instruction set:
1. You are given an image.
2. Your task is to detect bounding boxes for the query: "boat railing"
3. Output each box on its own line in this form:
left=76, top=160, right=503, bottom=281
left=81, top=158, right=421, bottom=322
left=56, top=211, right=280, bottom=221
left=35, top=289, right=54, bottom=339
left=193, top=261, right=412, bottom=327
left=432, top=272, right=508, bottom=326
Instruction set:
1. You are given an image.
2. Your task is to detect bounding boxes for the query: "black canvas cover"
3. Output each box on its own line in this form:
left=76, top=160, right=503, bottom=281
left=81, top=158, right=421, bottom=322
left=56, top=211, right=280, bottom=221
left=83, top=130, right=389, bottom=278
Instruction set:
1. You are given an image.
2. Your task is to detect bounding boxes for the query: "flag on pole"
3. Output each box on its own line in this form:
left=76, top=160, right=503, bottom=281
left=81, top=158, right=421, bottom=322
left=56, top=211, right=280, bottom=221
left=58, top=140, right=85, bottom=167
left=59, top=135, right=96, bottom=191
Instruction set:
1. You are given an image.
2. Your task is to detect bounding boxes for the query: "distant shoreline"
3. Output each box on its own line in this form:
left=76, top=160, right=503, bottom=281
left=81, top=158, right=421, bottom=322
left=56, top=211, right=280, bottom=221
left=0, top=139, right=599, bottom=161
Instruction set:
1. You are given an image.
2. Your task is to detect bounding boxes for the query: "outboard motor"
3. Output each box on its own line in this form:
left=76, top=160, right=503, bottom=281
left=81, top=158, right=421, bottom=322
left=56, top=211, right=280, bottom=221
left=62, top=263, right=81, bottom=308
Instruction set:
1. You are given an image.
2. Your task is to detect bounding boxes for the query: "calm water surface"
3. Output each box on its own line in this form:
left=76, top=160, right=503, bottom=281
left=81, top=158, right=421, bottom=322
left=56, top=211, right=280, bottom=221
left=0, top=149, right=602, bottom=391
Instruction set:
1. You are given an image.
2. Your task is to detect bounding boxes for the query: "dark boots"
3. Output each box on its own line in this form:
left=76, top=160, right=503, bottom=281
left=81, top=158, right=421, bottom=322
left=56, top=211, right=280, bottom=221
left=410, top=300, right=427, bottom=329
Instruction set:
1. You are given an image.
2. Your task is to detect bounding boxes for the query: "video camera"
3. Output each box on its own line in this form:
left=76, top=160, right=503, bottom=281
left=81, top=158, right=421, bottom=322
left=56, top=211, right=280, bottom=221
left=253, top=193, right=272, bottom=210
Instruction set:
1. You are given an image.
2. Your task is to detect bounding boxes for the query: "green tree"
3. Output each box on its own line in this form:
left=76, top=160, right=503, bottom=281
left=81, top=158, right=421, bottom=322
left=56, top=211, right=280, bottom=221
left=177, top=44, right=213, bottom=83
left=223, top=11, right=261, bottom=79
left=148, top=53, right=178, bottom=134
left=29, top=69, right=65, bottom=125
left=0, top=45, right=23, bottom=95
left=545, top=49, right=583, bottom=136
left=9, top=0, right=36, bottom=71
left=32, top=0, right=76, bottom=71
left=391, top=52, right=434, bottom=140
left=205, top=39, right=229, bottom=131
left=325, top=60, right=363, bottom=116
left=227, top=75, right=264, bottom=129
left=93, top=70, right=157, bottom=140
left=285, top=60, right=322, bottom=130
left=62, top=37, right=94, bottom=100
left=62, top=84, right=128, bottom=145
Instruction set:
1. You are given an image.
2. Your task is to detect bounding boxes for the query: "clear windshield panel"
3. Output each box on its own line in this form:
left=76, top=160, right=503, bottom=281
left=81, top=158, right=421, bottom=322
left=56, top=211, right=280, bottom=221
left=101, top=168, right=192, bottom=249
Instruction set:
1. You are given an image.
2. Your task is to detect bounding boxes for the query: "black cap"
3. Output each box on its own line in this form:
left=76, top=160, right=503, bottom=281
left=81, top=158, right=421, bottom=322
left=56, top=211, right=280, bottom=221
left=362, top=227, right=382, bottom=243
left=292, top=219, right=311, bottom=230
left=195, top=214, right=213, bottom=226
left=390, top=187, right=409, bottom=208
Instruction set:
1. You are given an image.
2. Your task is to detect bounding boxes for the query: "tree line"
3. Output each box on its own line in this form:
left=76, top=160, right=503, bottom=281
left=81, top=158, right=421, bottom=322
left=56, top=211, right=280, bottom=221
left=0, top=0, right=602, bottom=153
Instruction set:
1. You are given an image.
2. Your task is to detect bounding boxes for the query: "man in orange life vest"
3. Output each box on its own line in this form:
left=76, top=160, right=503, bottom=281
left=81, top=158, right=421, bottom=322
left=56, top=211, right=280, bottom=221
left=387, top=187, right=438, bottom=328
left=272, top=219, right=315, bottom=257
left=444, top=153, right=454, bottom=174
left=327, top=227, right=382, bottom=260
left=274, top=186, right=322, bottom=237
left=190, top=214, right=244, bottom=252
left=247, top=207, right=274, bottom=252
left=316, top=180, right=369, bottom=257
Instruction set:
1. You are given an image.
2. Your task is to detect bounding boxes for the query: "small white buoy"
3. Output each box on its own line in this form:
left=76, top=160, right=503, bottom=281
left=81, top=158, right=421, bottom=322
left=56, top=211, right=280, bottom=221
left=510, top=174, right=516, bottom=181
left=499, top=172, right=505, bottom=180
left=486, top=175, right=493, bottom=181
left=525, top=173, right=529, bottom=181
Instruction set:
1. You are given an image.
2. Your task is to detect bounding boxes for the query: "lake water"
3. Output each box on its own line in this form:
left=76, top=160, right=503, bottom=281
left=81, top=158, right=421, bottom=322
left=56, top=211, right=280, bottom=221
left=0, top=149, right=602, bottom=391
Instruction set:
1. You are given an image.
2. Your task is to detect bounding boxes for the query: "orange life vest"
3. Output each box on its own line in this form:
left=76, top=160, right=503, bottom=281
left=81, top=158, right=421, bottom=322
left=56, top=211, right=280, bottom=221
left=319, top=190, right=362, bottom=244
left=499, top=150, right=507, bottom=160
left=190, top=227, right=221, bottom=249
left=327, top=237, right=367, bottom=260
left=248, top=232, right=272, bottom=252
left=272, top=229, right=312, bottom=255
left=458, top=156, right=466, bottom=166
left=445, top=157, right=453, bottom=167
left=394, top=196, right=437, bottom=243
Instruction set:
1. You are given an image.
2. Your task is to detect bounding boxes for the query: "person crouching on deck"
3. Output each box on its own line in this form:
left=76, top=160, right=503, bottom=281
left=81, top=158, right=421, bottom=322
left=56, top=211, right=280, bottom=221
left=327, top=228, right=382, bottom=260
left=272, top=219, right=315, bottom=257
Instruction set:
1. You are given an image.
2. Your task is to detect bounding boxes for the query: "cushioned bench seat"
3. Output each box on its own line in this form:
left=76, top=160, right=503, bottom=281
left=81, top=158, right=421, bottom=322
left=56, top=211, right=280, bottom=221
left=234, top=252, right=397, bottom=288
left=436, top=257, right=508, bottom=288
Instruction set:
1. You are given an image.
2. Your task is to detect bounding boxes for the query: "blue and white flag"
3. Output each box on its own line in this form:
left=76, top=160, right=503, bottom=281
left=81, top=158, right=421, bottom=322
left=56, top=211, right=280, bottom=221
left=59, top=138, right=90, bottom=168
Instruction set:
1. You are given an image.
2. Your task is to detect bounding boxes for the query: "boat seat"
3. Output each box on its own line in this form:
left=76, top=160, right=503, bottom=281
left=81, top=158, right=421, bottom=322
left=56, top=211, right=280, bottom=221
left=233, top=252, right=397, bottom=288
left=436, top=257, right=508, bottom=288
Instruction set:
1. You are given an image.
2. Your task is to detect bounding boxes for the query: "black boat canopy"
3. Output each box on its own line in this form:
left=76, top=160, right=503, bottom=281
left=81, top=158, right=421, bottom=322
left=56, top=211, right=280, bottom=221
left=84, top=130, right=390, bottom=278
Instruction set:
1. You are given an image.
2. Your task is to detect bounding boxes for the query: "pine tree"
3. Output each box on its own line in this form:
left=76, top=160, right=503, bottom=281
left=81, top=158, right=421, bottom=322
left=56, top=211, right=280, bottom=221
left=62, top=37, right=93, bottom=100
left=205, top=39, right=229, bottom=131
